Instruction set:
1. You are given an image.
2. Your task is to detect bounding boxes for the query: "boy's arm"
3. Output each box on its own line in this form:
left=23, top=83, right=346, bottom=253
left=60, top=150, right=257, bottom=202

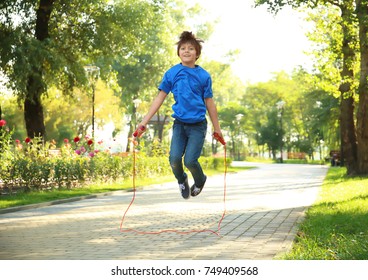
left=205, top=97, right=223, bottom=137
left=137, top=90, right=167, bottom=128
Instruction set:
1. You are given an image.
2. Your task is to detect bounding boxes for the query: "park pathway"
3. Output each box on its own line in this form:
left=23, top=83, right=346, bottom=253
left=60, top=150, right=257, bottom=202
left=0, top=162, right=328, bottom=260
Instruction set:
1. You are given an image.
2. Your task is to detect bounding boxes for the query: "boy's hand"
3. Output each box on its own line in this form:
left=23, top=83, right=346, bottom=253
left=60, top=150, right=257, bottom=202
left=133, top=125, right=146, bottom=138
left=213, top=132, right=226, bottom=145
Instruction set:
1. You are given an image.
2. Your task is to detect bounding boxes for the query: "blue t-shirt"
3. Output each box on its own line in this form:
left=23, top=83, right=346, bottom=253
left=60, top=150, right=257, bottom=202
left=158, top=63, right=213, bottom=123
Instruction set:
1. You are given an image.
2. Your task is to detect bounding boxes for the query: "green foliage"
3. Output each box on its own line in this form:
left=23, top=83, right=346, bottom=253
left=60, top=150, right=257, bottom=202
left=1, top=0, right=194, bottom=139
left=218, top=102, right=247, bottom=157
left=1, top=0, right=164, bottom=94
left=0, top=129, right=171, bottom=193
left=0, top=122, right=14, bottom=178
left=0, top=138, right=231, bottom=202
left=259, top=110, right=282, bottom=157
left=202, top=60, right=245, bottom=104
left=0, top=119, right=229, bottom=196
left=242, top=68, right=340, bottom=158
left=112, top=0, right=214, bottom=144
left=305, top=4, right=359, bottom=98
left=199, top=156, right=232, bottom=170
left=2, top=0, right=362, bottom=169
left=0, top=95, right=26, bottom=140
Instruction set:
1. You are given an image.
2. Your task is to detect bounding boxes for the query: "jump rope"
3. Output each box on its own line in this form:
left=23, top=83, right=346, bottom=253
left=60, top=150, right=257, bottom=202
left=119, top=125, right=227, bottom=236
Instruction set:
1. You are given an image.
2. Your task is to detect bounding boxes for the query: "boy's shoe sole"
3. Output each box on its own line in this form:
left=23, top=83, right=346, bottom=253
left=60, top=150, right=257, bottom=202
left=179, top=177, right=190, bottom=199
left=191, top=175, right=207, bottom=197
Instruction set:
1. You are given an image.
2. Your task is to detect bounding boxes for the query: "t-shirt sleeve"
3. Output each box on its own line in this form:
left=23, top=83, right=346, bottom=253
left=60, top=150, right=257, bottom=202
left=203, top=75, right=213, bottom=99
left=158, top=71, right=171, bottom=94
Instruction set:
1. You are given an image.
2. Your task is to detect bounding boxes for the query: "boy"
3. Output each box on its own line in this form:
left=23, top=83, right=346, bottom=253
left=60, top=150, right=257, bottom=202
left=135, top=31, right=223, bottom=199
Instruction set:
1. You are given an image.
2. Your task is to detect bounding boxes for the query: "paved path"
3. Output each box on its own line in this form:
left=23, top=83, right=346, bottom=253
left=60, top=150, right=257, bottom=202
left=0, top=162, right=328, bottom=260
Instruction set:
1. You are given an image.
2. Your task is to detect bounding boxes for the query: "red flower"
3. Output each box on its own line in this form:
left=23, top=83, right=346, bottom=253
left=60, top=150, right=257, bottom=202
left=74, top=137, right=80, bottom=143
left=0, top=119, right=6, bottom=127
left=25, top=137, right=31, bottom=144
left=63, top=138, right=69, bottom=143
left=87, top=139, right=93, bottom=146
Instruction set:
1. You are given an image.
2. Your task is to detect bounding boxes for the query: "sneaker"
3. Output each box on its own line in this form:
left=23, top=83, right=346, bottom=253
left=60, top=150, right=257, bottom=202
left=179, top=177, right=190, bottom=199
left=191, top=175, right=207, bottom=197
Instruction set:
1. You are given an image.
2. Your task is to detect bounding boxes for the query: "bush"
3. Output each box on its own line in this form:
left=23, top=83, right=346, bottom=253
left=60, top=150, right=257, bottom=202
left=0, top=119, right=227, bottom=194
left=199, top=156, right=232, bottom=170
left=0, top=123, right=172, bottom=194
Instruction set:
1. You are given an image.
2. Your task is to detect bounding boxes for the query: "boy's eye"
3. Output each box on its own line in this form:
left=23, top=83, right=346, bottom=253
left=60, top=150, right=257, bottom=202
left=181, top=47, right=194, bottom=51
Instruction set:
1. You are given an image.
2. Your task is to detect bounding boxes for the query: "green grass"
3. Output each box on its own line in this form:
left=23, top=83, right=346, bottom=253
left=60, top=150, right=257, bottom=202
left=0, top=165, right=251, bottom=210
left=281, top=167, right=368, bottom=260
left=245, top=157, right=274, bottom=163
left=283, top=159, right=326, bottom=165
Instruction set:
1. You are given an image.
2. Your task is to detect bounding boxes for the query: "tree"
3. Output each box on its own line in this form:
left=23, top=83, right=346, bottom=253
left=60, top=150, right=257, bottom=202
left=200, top=57, right=248, bottom=156
left=0, top=94, right=27, bottom=141
left=243, top=80, right=277, bottom=156
left=256, top=0, right=368, bottom=174
left=111, top=1, right=215, bottom=150
left=112, top=7, right=176, bottom=148
left=301, top=89, right=340, bottom=157
left=242, top=68, right=340, bottom=160
left=0, top=0, right=163, bottom=139
left=259, top=109, right=283, bottom=160
left=305, top=5, right=358, bottom=170
left=202, top=56, right=245, bottom=105
left=43, top=80, right=122, bottom=145
left=355, top=0, right=368, bottom=173
left=290, top=67, right=340, bottom=157
left=218, top=102, right=247, bottom=158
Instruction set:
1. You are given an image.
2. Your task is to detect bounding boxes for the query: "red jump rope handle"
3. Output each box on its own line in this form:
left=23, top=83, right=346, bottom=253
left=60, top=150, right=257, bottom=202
left=133, top=125, right=146, bottom=138
left=213, top=132, right=226, bottom=145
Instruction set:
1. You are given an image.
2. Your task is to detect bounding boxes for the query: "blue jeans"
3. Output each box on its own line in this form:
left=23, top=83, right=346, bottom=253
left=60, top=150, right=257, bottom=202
left=169, top=119, right=207, bottom=186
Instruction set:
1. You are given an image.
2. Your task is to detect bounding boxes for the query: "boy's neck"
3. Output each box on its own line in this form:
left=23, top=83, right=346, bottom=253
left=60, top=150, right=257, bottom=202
left=181, top=62, right=196, bottom=68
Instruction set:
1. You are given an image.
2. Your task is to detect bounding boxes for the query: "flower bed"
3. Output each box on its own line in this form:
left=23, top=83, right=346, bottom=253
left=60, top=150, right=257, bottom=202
left=0, top=119, right=171, bottom=194
left=0, top=119, right=230, bottom=195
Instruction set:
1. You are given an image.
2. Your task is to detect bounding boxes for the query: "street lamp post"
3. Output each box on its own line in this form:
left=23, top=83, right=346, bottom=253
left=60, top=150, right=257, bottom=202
left=132, top=98, right=142, bottom=137
left=84, top=65, right=100, bottom=139
left=235, top=113, right=244, bottom=160
left=133, top=98, right=142, bottom=126
left=276, top=100, right=286, bottom=163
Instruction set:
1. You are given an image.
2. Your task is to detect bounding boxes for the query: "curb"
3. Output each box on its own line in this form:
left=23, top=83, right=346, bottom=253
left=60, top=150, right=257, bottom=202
left=0, top=189, right=131, bottom=215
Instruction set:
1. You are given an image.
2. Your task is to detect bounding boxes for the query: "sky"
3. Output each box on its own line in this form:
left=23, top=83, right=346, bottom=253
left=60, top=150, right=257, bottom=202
left=186, top=0, right=313, bottom=84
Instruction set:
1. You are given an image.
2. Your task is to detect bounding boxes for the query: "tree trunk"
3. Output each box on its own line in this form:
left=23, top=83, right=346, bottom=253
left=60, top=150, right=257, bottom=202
left=154, top=112, right=169, bottom=141
left=24, top=94, right=46, bottom=139
left=24, top=0, right=54, bottom=138
left=156, top=117, right=164, bottom=141
left=126, top=108, right=136, bottom=153
left=337, top=4, right=358, bottom=175
left=355, top=0, right=368, bottom=174
left=339, top=95, right=357, bottom=173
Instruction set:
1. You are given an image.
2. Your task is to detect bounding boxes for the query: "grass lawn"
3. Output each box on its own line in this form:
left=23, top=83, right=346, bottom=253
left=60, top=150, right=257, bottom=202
left=281, top=167, right=368, bottom=260
left=0, top=165, right=251, bottom=210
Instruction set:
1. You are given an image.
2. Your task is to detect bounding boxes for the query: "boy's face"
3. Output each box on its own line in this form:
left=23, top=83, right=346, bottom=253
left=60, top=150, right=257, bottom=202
left=178, top=42, right=197, bottom=67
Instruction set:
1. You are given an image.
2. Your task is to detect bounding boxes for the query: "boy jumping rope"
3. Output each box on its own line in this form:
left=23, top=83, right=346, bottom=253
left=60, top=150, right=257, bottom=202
left=134, top=31, right=224, bottom=199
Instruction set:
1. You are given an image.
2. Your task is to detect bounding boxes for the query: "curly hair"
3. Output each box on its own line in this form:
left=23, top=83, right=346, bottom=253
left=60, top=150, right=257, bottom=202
left=176, top=31, right=204, bottom=60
